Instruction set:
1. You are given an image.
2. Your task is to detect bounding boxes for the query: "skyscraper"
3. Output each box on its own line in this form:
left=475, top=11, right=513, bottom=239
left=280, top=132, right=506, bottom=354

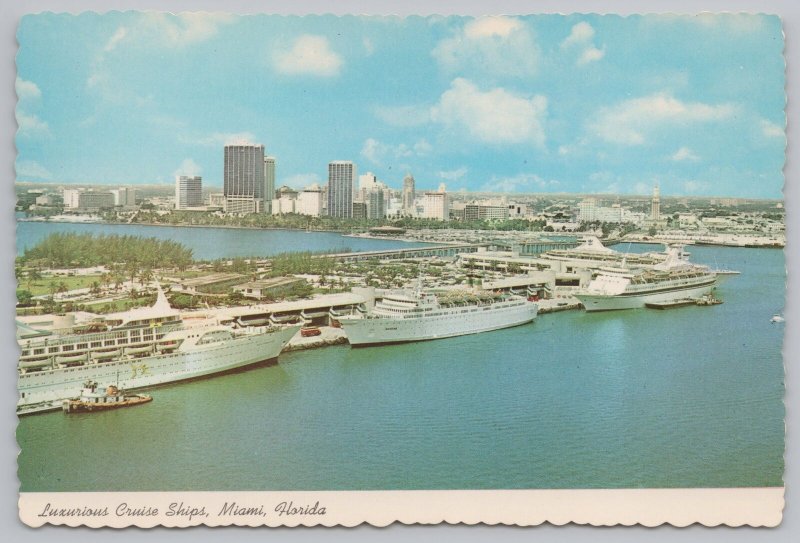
left=327, top=161, right=356, bottom=218
left=367, top=187, right=385, bottom=219
left=175, top=176, right=203, bottom=209
left=651, top=184, right=661, bottom=221
left=264, top=156, right=276, bottom=214
left=402, top=173, right=415, bottom=214
left=224, top=143, right=267, bottom=214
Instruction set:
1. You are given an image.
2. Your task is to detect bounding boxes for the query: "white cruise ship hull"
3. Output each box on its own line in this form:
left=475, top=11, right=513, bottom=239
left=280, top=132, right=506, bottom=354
left=340, top=302, right=538, bottom=346
left=575, top=280, right=717, bottom=312
left=17, top=325, right=300, bottom=415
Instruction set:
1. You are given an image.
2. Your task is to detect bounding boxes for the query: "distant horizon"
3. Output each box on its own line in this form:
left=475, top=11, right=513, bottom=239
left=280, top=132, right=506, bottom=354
left=16, top=14, right=785, bottom=199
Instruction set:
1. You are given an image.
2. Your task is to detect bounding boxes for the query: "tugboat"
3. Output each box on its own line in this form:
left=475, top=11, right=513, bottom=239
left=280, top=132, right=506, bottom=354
left=62, top=380, right=152, bottom=413
left=695, top=294, right=723, bottom=306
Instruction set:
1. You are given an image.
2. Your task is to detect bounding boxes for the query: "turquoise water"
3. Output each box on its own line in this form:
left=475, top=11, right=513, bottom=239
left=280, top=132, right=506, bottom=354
left=16, top=242, right=784, bottom=491
left=15, top=219, right=431, bottom=260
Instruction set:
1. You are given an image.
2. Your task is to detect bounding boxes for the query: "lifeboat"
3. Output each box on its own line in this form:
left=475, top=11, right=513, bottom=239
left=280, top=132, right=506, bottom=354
left=55, top=353, right=87, bottom=365
left=124, top=345, right=153, bottom=356
left=19, top=357, right=53, bottom=369
left=90, top=349, right=121, bottom=362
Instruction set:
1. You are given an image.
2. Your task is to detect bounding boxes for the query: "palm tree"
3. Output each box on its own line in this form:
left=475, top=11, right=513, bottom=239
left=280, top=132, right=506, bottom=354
left=27, top=268, right=42, bottom=290
left=139, top=268, right=154, bottom=286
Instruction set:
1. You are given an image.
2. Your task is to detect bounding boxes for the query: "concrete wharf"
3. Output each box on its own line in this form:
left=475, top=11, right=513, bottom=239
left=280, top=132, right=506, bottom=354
left=317, top=240, right=581, bottom=262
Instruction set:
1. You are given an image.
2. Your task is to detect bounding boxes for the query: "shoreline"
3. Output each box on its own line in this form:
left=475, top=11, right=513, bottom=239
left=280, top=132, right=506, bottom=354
left=18, top=217, right=350, bottom=235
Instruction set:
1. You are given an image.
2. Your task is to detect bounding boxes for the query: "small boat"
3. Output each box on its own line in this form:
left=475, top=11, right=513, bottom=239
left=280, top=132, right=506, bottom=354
left=695, top=295, right=723, bottom=306
left=771, top=314, right=785, bottom=323
left=62, top=380, right=152, bottom=413
left=301, top=327, right=322, bottom=337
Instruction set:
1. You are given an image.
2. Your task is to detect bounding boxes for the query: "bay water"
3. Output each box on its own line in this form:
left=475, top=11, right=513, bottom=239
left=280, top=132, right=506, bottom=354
left=15, top=224, right=785, bottom=490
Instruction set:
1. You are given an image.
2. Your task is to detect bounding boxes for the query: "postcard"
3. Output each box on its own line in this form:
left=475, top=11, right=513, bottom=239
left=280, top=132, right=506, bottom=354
left=15, top=12, right=785, bottom=527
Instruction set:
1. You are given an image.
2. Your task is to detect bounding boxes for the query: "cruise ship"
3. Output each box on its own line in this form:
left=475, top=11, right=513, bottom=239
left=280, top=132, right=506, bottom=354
left=17, top=288, right=301, bottom=414
left=339, top=282, right=538, bottom=347
left=542, top=236, right=669, bottom=269
left=573, top=246, right=732, bottom=312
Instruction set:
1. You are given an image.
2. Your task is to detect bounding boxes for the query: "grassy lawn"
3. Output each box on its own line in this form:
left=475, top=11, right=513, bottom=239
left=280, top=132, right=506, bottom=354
left=23, top=274, right=104, bottom=296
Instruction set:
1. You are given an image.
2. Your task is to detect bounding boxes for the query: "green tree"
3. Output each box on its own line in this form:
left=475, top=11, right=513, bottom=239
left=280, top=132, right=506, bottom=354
left=16, top=289, right=33, bottom=306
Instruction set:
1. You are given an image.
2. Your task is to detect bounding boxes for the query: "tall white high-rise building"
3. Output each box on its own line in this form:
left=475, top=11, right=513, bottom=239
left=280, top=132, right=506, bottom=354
left=175, top=176, right=203, bottom=209
left=327, top=161, right=356, bottom=218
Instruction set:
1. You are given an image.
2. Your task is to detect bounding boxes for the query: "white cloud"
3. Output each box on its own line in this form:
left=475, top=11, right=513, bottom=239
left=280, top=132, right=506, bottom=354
left=633, top=182, right=651, bottom=195
left=16, top=160, right=52, bottom=180
left=464, top=16, right=523, bottom=39
left=671, top=147, right=700, bottom=161
left=692, top=13, right=767, bottom=34
left=413, top=139, right=432, bottom=156
left=104, top=27, right=128, bottom=52
left=438, top=167, right=468, bottom=181
left=15, top=78, right=41, bottom=100
left=561, top=21, right=595, bottom=48
left=191, top=131, right=258, bottom=147
left=361, top=138, right=432, bottom=166
left=480, top=173, right=559, bottom=193
left=173, top=158, right=202, bottom=177
left=144, top=12, right=234, bottom=47
left=373, top=105, right=431, bottom=127
left=99, top=13, right=232, bottom=52
left=431, top=78, right=547, bottom=146
left=432, top=16, right=540, bottom=77
left=273, top=35, right=343, bottom=77
left=361, top=138, right=385, bottom=165
left=578, top=46, right=605, bottom=65
left=16, top=111, right=51, bottom=138
left=363, top=37, right=375, bottom=56
left=760, top=119, right=784, bottom=138
left=561, top=22, right=605, bottom=66
left=283, top=173, right=322, bottom=190
left=589, top=92, right=736, bottom=145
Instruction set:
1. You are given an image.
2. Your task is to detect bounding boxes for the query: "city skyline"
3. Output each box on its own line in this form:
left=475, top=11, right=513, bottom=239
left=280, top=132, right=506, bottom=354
left=15, top=13, right=785, bottom=199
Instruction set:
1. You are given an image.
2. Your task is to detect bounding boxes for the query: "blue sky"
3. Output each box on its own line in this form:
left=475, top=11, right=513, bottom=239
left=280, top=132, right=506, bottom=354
left=15, top=13, right=785, bottom=198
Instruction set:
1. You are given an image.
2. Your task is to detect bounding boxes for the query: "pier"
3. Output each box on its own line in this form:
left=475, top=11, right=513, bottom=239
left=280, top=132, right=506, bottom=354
left=317, top=239, right=581, bottom=262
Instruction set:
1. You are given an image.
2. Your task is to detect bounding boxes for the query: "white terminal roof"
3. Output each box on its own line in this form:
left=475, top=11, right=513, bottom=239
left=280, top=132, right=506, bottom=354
left=208, top=292, right=368, bottom=320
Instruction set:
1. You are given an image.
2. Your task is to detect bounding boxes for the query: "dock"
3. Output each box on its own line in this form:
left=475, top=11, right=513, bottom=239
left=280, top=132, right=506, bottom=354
left=645, top=299, right=698, bottom=310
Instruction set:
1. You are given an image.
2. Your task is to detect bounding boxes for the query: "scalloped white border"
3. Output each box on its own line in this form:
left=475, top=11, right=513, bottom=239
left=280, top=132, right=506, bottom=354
left=14, top=10, right=788, bottom=530
left=19, top=488, right=784, bottom=527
